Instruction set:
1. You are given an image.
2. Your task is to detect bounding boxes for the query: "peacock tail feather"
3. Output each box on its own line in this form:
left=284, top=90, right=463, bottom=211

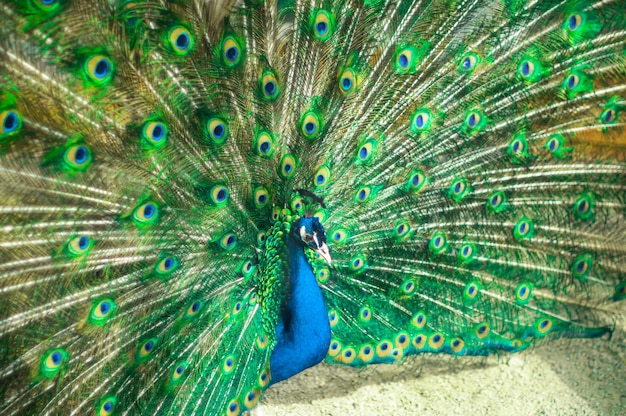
left=1, top=0, right=625, bottom=414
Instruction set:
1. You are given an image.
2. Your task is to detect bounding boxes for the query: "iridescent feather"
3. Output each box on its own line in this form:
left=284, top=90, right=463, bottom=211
left=0, top=0, right=625, bottom=415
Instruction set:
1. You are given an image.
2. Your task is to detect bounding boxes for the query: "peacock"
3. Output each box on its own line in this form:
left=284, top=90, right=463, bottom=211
left=1, top=0, right=625, bottom=414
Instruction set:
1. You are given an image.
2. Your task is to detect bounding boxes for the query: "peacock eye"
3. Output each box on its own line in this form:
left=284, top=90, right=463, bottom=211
left=141, top=120, right=168, bottom=146
left=312, top=10, right=334, bottom=41
left=567, top=14, right=582, bottom=31
left=339, top=68, right=357, bottom=94
left=0, top=110, right=22, bottom=137
left=64, top=144, right=92, bottom=171
left=85, top=55, right=114, bottom=84
left=207, top=118, right=228, bottom=144
left=222, top=36, right=243, bottom=67
left=168, top=26, right=194, bottom=55
left=460, top=54, right=478, bottom=72
left=520, top=60, right=535, bottom=78
left=300, top=112, right=321, bottom=139
left=279, top=154, right=297, bottom=178
left=566, top=74, right=579, bottom=89
left=260, top=71, right=280, bottom=100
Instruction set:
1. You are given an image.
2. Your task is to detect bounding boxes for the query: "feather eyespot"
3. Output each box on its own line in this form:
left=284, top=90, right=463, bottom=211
left=0, top=110, right=22, bottom=138
left=35, top=0, right=61, bottom=10
left=358, top=344, right=374, bottom=362
left=467, top=112, right=480, bottom=128
left=85, top=55, right=114, bottom=84
left=210, top=185, right=229, bottom=206
left=317, top=267, right=330, bottom=284
left=155, top=255, right=178, bottom=276
left=520, top=60, right=535, bottom=78
left=535, top=318, right=553, bottom=335
left=337, top=347, right=356, bottom=364
left=395, top=47, right=416, bottom=72
left=376, top=340, right=393, bottom=357
left=97, top=396, right=116, bottom=416
left=601, top=108, right=617, bottom=124
left=219, top=233, right=237, bottom=251
left=300, top=112, right=321, bottom=139
left=412, top=334, right=427, bottom=350
left=407, top=169, right=427, bottom=192
left=260, top=71, right=280, bottom=100
left=67, top=235, right=93, bottom=256
left=515, top=283, right=533, bottom=304
left=463, top=281, right=481, bottom=303
left=141, top=120, right=168, bottom=147
left=41, top=348, right=67, bottom=378
left=514, top=217, right=534, bottom=240
left=396, top=332, right=410, bottom=349
left=358, top=306, right=371, bottom=322
left=314, top=166, right=331, bottom=187
left=312, top=10, right=334, bottom=41
left=451, top=338, right=465, bottom=354
left=357, top=140, right=375, bottom=162
left=428, top=333, right=445, bottom=350
left=571, top=253, right=593, bottom=280
left=253, top=187, right=269, bottom=208
left=242, top=260, right=255, bottom=277
left=253, top=131, right=274, bottom=156
left=349, top=255, right=366, bottom=273
left=328, top=340, right=341, bottom=356
left=226, top=400, right=240, bottom=416
left=511, top=139, right=521, bottom=153
left=355, top=186, right=371, bottom=202
left=449, top=178, right=471, bottom=201
left=64, top=144, right=92, bottom=171
left=279, top=154, right=297, bottom=178
left=256, top=334, right=268, bottom=349
left=221, top=355, right=236, bottom=374
left=207, top=117, right=228, bottom=144
left=331, top=228, right=348, bottom=244
left=459, top=53, right=479, bottom=73
left=458, top=243, right=477, bottom=263
left=133, top=201, right=159, bottom=225
left=185, top=300, right=202, bottom=318
left=411, top=311, right=427, bottom=329
left=338, top=68, right=357, bottom=94
left=401, top=279, right=416, bottom=295
left=573, top=193, right=594, bottom=220
left=221, top=36, right=243, bottom=67
left=566, top=74, right=580, bottom=90
left=258, top=368, right=271, bottom=387
left=567, top=14, right=582, bottom=31
left=171, top=362, right=187, bottom=382
left=328, top=309, right=339, bottom=327
left=394, top=220, right=411, bottom=241
left=244, top=390, right=261, bottom=409
left=546, top=135, right=561, bottom=153
left=138, top=339, right=157, bottom=358
left=290, top=196, right=304, bottom=213
left=429, top=232, right=447, bottom=254
left=410, top=108, right=433, bottom=134
left=486, top=190, right=507, bottom=213
left=168, top=26, right=194, bottom=55
left=88, top=298, right=116, bottom=326
left=414, top=112, right=429, bottom=130
left=474, top=323, right=490, bottom=339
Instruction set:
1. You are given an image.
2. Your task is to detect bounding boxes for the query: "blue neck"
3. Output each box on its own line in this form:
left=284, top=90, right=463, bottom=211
left=269, top=236, right=331, bottom=385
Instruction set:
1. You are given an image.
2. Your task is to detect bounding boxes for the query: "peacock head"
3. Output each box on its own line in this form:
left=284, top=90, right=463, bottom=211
left=292, top=216, right=331, bottom=264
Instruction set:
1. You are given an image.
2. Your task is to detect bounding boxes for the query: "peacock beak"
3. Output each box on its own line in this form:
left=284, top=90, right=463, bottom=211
left=315, top=242, right=332, bottom=265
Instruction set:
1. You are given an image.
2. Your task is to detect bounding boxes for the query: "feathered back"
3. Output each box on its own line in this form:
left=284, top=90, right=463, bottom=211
left=0, top=0, right=625, bottom=414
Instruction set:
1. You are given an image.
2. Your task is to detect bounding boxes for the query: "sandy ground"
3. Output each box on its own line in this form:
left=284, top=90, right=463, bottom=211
left=254, top=305, right=626, bottom=416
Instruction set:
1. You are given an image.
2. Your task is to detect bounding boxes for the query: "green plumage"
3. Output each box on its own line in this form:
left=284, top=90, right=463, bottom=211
left=0, top=0, right=625, bottom=415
